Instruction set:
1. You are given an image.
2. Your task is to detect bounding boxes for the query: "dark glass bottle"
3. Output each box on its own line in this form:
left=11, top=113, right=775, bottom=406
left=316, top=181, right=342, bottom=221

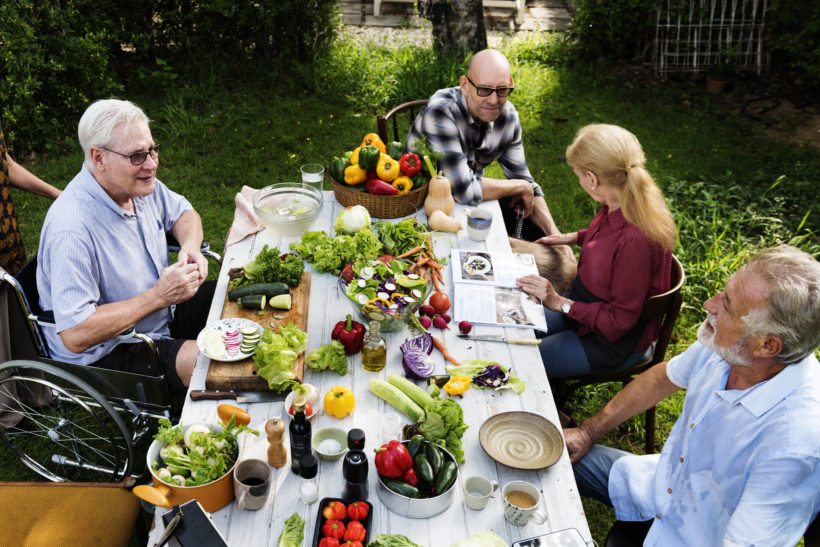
left=342, top=428, right=369, bottom=500
left=289, top=396, right=311, bottom=475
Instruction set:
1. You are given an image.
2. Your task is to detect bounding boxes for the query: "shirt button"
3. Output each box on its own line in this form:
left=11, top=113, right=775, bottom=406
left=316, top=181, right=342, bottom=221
left=667, top=488, right=672, bottom=494
left=655, top=514, right=661, bottom=520
left=689, top=423, right=695, bottom=429
left=640, top=513, right=644, bottom=519
left=679, top=457, right=685, bottom=463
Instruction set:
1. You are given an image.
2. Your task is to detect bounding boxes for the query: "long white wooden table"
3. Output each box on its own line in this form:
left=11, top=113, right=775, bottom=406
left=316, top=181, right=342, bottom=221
left=148, top=192, right=591, bottom=546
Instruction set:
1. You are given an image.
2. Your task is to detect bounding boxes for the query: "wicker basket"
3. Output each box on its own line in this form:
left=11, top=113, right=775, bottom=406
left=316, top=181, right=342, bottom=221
left=331, top=174, right=428, bottom=219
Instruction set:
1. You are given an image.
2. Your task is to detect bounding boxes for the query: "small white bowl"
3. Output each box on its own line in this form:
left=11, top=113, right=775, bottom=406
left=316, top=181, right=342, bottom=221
left=312, top=427, right=349, bottom=461
left=284, top=391, right=320, bottom=420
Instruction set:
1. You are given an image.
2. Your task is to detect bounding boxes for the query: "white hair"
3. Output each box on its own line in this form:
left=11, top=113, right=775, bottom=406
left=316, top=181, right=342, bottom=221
left=77, top=99, right=150, bottom=163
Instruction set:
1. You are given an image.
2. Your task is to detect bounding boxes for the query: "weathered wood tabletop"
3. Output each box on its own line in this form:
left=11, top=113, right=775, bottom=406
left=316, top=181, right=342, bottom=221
left=148, top=192, right=592, bottom=546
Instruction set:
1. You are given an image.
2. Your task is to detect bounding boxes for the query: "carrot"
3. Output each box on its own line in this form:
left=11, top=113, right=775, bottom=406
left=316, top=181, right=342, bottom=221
left=430, top=268, right=441, bottom=292
left=417, top=256, right=430, bottom=267
left=432, top=335, right=460, bottom=366
left=426, top=260, right=443, bottom=271
left=432, top=268, right=445, bottom=287
left=398, top=246, right=423, bottom=259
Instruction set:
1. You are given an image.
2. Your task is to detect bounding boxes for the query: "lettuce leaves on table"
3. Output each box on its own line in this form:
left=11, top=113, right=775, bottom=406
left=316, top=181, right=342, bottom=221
left=306, top=340, right=348, bottom=375
left=418, top=397, right=468, bottom=464
left=366, top=534, right=423, bottom=547
left=276, top=512, right=305, bottom=547
left=446, top=359, right=525, bottom=394
left=253, top=322, right=308, bottom=390
left=290, top=229, right=383, bottom=273
left=230, top=244, right=304, bottom=288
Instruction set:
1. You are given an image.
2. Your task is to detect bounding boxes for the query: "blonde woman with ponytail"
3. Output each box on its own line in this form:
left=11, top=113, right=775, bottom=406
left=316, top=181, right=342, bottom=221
left=516, top=124, right=677, bottom=377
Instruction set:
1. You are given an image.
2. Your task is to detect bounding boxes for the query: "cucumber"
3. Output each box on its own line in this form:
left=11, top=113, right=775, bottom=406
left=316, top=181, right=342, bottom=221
left=228, top=283, right=289, bottom=302
left=268, top=294, right=292, bottom=310
left=237, top=295, right=266, bottom=309
left=413, top=453, right=434, bottom=484
left=433, top=460, right=457, bottom=494
left=382, top=477, right=420, bottom=498
left=368, top=379, right=424, bottom=422
left=425, top=442, right=443, bottom=475
left=407, top=435, right=425, bottom=458
left=387, top=374, right=434, bottom=409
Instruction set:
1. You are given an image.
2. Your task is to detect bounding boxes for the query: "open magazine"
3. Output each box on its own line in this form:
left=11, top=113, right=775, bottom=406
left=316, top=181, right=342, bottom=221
left=450, top=249, right=548, bottom=332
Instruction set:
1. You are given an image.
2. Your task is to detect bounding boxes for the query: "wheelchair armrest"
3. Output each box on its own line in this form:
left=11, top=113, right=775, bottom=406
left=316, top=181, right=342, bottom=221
left=166, top=233, right=222, bottom=266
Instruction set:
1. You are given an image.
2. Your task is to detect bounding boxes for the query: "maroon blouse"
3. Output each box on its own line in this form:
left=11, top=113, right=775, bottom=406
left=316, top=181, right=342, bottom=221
left=567, top=205, right=672, bottom=352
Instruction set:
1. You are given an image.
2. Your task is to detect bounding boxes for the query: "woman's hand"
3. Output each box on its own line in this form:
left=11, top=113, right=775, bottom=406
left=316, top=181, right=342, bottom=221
left=535, top=232, right=578, bottom=246
left=516, top=274, right=564, bottom=310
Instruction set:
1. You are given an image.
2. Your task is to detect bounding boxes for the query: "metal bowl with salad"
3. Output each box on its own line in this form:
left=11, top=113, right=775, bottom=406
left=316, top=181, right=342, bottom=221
left=338, top=258, right=431, bottom=332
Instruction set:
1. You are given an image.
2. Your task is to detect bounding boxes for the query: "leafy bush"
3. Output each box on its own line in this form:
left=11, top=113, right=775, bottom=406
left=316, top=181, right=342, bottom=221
left=567, top=0, right=659, bottom=62
left=769, top=0, right=820, bottom=85
left=0, top=0, right=122, bottom=154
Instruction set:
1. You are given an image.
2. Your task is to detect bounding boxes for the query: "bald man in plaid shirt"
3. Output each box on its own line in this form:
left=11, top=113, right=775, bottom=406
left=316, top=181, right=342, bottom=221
left=407, top=49, right=560, bottom=241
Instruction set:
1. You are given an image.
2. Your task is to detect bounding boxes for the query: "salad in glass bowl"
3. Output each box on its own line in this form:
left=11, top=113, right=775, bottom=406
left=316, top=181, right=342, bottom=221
left=338, top=258, right=431, bottom=332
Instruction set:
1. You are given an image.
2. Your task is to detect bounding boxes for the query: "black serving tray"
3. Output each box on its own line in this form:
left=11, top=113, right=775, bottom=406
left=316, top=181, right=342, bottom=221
left=312, top=497, right=373, bottom=547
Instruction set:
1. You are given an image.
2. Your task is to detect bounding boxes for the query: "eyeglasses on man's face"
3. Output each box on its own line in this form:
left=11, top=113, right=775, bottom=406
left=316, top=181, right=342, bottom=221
left=101, top=144, right=160, bottom=165
left=465, top=76, right=514, bottom=98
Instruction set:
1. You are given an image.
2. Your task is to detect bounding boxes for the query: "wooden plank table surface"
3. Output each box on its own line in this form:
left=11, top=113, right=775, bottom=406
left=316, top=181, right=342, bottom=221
left=148, top=192, right=592, bottom=546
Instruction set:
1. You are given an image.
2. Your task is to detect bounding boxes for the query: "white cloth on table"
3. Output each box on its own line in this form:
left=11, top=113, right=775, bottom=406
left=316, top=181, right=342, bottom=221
left=226, top=186, right=263, bottom=247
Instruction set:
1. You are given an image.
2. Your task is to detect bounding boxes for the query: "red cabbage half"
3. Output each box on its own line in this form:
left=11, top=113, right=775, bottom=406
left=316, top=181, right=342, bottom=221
left=400, top=333, right=435, bottom=379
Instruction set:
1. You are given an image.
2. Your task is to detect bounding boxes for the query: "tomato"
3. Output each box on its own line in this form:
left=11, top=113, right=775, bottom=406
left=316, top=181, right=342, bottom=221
left=322, top=520, right=346, bottom=540
left=322, top=501, right=347, bottom=520
left=346, top=501, right=370, bottom=521
left=341, top=263, right=355, bottom=283
left=429, top=292, right=451, bottom=314
left=344, top=521, right=366, bottom=542
left=217, top=404, right=251, bottom=426
left=288, top=402, right=313, bottom=417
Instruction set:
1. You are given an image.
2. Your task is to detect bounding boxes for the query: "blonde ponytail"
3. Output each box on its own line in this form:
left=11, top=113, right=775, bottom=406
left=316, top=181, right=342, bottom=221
left=566, top=124, right=676, bottom=251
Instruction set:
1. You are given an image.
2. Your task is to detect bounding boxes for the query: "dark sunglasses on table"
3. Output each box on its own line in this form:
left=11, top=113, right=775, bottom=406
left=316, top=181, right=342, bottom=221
left=465, top=76, right=514, bottom=98
left=101, top=144, right=160, bottom=165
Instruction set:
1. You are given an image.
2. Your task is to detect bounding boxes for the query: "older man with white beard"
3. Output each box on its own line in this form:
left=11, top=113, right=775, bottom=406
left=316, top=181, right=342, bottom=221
left=563, top=245, right=820, bottom=546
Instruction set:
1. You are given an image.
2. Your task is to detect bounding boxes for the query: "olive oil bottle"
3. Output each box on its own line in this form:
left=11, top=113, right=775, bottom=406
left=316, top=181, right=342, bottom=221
left=361, top=320, right=386, bottom=372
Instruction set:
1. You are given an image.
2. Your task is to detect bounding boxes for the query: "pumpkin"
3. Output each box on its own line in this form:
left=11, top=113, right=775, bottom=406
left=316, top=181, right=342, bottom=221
left=423, top=171, right=455, bottom=217
left=427, top=209, right=462, bottom=233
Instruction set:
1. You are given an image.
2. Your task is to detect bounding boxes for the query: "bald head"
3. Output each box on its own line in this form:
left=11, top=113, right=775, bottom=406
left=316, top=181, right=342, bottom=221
left=460, top=50, right=514, bottom=123
left=467, top=49, right=511, bottom=82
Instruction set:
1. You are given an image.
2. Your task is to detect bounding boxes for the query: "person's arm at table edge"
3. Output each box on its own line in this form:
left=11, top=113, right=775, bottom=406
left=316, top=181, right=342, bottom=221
left=565, top=362, right=680, bottom=462
left=7, top=154, right=61, bottom=199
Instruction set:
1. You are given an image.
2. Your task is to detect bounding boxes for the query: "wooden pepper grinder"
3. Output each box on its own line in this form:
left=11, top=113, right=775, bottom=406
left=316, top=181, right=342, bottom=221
left=266, top=417, right=287, bottom=468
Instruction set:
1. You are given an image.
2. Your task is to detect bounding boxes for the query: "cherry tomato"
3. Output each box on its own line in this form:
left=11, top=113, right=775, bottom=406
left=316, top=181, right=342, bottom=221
left=288, top=402, right=313, bottom=417
left=429, top=292, right=451, bottom=314
left=341, top=263, right=355, bottom=283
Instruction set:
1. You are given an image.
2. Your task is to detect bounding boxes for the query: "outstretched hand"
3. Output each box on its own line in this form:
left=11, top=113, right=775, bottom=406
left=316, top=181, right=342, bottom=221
left=563, top=425, right=596, bottom=463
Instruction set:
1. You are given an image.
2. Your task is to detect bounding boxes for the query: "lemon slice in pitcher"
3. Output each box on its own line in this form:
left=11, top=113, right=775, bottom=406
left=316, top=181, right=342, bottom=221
left=205, top=330, right=227, bottom=358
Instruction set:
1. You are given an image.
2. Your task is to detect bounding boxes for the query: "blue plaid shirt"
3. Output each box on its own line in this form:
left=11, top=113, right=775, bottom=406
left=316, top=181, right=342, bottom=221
left=406, top=87, right=542, bottom=206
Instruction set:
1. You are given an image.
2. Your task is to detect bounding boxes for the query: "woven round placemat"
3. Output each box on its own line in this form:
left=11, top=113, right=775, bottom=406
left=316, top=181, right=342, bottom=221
left=330, top=173, right=428, bottom=219
left=479, top=411, right=563, bottom=469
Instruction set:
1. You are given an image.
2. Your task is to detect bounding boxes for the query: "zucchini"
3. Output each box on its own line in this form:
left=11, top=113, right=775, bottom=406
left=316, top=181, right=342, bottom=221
left=387, top=374, right=434, bottom=409
left=425, top=442, right=443, bottom=475
left=368, top=379, right=424, bottom=422
left=433, top=460, right=457, bottom=494
left=382, top=477, right=420, bottom=498
left=237, top=295, right=266, bottom=310
left=427, top=375, right=451, bottom=388
left=268, top=294, right=292, bottom=310
left=413, top=453, right=434, bottom=484
left=407, top=435, right=425, bottom=458
left=228, top=283, right=289, bottom=302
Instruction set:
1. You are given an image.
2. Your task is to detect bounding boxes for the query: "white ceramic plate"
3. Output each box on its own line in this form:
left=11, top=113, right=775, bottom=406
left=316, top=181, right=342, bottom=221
left=196, top=318, right=263, bottom=362
left=479, top=411, right=563, bottom=469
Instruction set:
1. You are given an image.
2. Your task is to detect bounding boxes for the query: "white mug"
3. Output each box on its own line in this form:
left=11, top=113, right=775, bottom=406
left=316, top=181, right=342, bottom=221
left=502, top=480, right=547, bottom=525
left=233, top=458, right=272, bottom=511
left=463, top=476, right=499, bottom=510
left=465, top=208, right=493, bottom=242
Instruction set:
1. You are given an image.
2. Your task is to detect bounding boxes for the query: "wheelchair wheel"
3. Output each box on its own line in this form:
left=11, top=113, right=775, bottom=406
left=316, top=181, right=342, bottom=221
left=0, top=360, right=135, bottom=482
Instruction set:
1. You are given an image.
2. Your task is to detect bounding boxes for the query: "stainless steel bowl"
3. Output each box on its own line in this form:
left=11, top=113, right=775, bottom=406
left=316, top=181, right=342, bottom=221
left=253, top=183, right=323, bottom=235
left=376, top=442, right=458, bottom=518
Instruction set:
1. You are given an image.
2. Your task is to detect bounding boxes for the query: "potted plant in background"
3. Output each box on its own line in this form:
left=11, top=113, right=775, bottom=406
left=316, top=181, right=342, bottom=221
left=706, top=46, right=738, bottom=94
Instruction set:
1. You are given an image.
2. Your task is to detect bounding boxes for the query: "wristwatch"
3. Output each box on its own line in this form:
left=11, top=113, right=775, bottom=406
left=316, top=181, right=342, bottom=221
left=561, top=301, right=573, bottom=315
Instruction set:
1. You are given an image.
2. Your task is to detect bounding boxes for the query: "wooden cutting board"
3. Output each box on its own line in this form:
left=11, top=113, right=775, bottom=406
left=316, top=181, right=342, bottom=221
left=204, top=272, right=310, bottom=391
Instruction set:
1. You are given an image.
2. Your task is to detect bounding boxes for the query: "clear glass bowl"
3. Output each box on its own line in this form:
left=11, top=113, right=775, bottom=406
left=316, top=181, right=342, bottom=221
left=253, top=183, right=323, bottom=235
left=338, top=272, right=431, bottom=333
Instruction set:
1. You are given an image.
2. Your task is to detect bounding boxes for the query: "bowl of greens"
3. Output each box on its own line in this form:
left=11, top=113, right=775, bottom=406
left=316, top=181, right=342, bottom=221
left=133, top=418, right=258, bottom=512
left=338, top=258, right=430, bottom=332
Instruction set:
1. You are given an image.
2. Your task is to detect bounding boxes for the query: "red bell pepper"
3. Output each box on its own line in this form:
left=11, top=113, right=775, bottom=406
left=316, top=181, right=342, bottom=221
left=322, top=520, right=346, bottom=541
left=400, top=467, right=419, bottom=486
left=331, top=315, right=366, bottom=355
left=374, top=439, right=413, bottom=479
left=322, top=501, right=347, bottom=520
left=346, top=501, right=370, bottom=521
left=319, top=538, right=340, bottom=547
left=399, top=153, right=422, bottom=177
left=366, top=177, right=399, bottom=195
left=344, top=521, right=367, bottom=543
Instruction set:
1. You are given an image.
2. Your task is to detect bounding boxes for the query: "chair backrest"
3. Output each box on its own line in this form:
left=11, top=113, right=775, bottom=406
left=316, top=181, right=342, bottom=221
left=641, top=254, right=685, bottom=370
left=377, top=99, right=428, bottom=144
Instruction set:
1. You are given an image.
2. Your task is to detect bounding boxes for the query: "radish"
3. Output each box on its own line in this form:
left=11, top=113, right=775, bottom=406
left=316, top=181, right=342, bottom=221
left=432, top=316, right=450, bottom=330
left=419, top=315, right=432, bottom=329
left=419, top=305, right=436, bottom=317
left=459, top=320, right=472, bottom=334
left=439, top=313, right=451, bottom=323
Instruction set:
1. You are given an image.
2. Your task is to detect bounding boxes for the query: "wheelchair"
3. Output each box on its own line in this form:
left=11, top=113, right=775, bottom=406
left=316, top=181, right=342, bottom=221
left=0, top=236, right=221, bottom=483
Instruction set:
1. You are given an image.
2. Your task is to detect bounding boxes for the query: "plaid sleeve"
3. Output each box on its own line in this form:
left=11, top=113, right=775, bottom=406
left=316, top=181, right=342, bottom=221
left=495, top=109, right=542, bottom=197
left=407, top=99, right=484, bottom=206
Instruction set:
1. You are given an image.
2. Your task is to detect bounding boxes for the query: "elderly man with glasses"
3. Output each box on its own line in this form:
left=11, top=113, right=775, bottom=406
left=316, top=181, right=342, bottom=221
left=36, top=99, right=213, bottom=395
left=407, top=49, right=560, bottom=241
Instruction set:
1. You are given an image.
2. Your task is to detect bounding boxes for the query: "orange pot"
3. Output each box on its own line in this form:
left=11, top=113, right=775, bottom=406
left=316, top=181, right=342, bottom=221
left=133, top=423, right=241, bottom=512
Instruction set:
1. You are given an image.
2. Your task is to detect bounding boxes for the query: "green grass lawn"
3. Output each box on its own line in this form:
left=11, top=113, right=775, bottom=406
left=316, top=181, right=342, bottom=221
left=4, top=30, right=819, bottom=544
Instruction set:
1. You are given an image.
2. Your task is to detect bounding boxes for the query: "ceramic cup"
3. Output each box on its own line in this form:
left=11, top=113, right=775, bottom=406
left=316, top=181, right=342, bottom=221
left=233, top=458, right=272, bottom=511
left=501, top=480, right=547, bottom=525
left=462, top=476, right=499, bottom=510
left=465, top=208, right=493, bottom=242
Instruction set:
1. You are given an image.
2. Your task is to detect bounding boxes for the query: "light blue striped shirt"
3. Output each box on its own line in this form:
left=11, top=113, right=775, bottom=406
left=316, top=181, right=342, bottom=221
left=609, top=341, right=820, bottom=546
left=36, top=163, right=192, bottom=364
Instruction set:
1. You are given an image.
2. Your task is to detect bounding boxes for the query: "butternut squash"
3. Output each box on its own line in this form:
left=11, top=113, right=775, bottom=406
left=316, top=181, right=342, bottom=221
left=424, top=171, right=455, bottom=217
left=427, top=209, right=462, bottom=233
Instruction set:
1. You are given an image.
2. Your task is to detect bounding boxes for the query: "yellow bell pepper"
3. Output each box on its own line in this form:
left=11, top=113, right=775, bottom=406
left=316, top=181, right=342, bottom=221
left=391, top=176, right=413, bottom=194
left=324, top=386, right=355, bottom=418
left=443, top=375, right=471, bottom=396
left=376, top=153, right=400, bottom=182
left=361, top=133, right=386, bottom=154
left=349, top=146, right=362, bottom=166
left=344, top=164, right=366, bottom=185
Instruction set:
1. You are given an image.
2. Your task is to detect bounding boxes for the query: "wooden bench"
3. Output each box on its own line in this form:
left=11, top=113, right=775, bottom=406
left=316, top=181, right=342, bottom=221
left=373, top=0, right=525, bottom=24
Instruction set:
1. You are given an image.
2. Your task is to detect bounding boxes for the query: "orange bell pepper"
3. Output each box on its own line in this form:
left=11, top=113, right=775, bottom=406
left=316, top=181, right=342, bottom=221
left=361, top=133, right=386, bottom=154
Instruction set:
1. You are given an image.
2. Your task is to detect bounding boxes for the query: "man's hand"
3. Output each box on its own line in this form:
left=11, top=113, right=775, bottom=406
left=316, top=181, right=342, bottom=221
left=564, top=425, right=596, bottom=463
left=516, top=273, right=563, bottom=310
left=154, top=261, right=201, bottom=305
left=508, top=180, right=535, bottom=217
left=177, top=247, right=208, bottom=282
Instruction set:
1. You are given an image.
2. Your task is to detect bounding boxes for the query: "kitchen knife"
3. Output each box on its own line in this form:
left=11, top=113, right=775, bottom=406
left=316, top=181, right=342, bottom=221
left=190, top=389, right=287, bottom=403
left=456, top=334, right=541, bottom=345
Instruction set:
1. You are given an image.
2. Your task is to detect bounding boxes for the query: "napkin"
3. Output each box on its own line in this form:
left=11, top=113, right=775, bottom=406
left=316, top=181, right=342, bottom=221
left=226, top=186, right=264, bottom=247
